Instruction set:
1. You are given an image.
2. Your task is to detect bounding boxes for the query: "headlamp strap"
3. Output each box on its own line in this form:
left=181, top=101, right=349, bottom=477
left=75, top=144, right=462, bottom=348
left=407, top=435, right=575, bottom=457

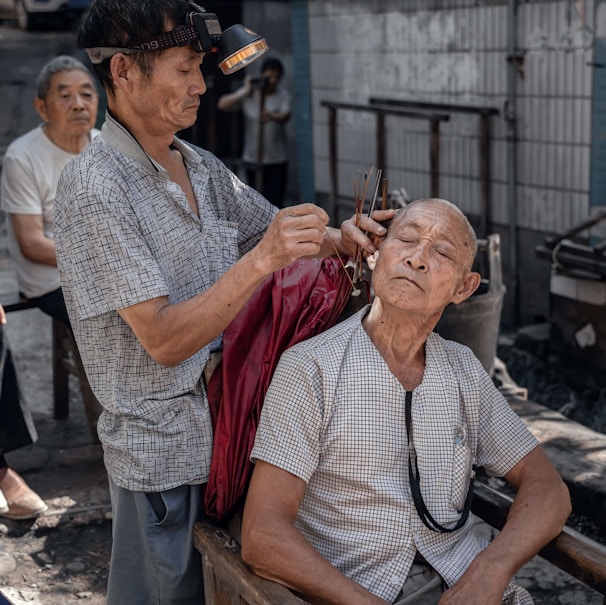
left=133, top=24, right=200, bottom=52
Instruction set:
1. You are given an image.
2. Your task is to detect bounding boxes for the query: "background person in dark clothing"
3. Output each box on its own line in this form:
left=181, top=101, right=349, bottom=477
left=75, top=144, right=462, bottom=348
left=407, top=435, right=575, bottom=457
left=0, top=304, right=47, bottom=520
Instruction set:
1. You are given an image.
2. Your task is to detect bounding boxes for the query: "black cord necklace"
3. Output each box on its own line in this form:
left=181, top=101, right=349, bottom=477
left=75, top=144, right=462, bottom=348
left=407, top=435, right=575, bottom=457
left=405, top=390, right=477, bottom=533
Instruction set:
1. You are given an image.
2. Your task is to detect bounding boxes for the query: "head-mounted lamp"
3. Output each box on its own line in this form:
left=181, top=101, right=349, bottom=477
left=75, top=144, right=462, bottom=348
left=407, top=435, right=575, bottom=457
left=85, top=10, right=268, bottom=75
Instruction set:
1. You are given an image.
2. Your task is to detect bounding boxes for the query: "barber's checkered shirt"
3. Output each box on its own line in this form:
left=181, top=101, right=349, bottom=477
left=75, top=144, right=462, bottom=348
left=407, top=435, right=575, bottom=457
left=55, top=112, right=276, bottom=492
left=252, top=308, right=537, bottom=603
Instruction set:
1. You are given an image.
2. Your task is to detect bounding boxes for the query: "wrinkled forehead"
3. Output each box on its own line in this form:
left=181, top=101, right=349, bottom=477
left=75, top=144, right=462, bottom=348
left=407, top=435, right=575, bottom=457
left=392, top=202, right=466, bottom=236
left=390, top=200, right=477, bottom=265
left=50, top=69, right=96, bottom=87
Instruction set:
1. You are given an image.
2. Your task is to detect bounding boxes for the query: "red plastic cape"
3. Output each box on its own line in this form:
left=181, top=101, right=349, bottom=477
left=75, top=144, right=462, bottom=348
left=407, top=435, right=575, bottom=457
left=203, top=257, right=353, bottom=521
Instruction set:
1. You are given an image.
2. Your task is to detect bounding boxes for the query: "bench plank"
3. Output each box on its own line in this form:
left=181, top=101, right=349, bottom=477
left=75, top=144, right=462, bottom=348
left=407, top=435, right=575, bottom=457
left=0, top=292, right=35, bottom=313
left=193, top=522, right=305, bottom=605
left=473, top=482, right=606, bottom=596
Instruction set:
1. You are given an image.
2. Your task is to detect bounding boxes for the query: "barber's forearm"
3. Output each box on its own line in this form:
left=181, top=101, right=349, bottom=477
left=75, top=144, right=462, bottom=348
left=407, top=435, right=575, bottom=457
left=121, top=205, right=334, bottom=365
left=316, top=227, right=346, bottom=258
left=120, top=250, right=271, bottom=366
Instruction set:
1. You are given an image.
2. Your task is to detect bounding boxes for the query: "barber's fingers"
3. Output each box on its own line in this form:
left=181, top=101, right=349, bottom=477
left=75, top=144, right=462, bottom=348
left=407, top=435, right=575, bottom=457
left=270, top=205, right=328, bottom=247
left=277, top=203, right=329, bottom=224
left=256, top=205, right=329, bottom=271
left=359, top=209, right=395, bottom=233
left=340, top=208, right=395, bottom=256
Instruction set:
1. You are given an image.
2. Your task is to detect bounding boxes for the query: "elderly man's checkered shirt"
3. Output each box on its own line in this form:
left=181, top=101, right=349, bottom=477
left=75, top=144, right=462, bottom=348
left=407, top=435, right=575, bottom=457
left=252, top=308, right=537, bottom=603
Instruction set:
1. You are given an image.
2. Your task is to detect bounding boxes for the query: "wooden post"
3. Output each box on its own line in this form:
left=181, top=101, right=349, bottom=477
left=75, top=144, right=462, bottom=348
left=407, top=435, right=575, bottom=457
left=52, top=318, right=70, bottom=420
left=255, top=84, right=268, bottom=194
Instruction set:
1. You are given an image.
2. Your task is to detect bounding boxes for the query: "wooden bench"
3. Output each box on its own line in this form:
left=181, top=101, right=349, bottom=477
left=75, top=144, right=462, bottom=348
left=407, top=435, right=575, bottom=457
left=193, top=482, right=606, bottom=605
left=0, top=291, right=101, bottom=443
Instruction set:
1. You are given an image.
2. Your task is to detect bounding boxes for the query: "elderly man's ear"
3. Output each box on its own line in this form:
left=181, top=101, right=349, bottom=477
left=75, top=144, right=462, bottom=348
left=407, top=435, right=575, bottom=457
left=365, top=231, right=390, bottom=271
left=366, top=248, right=380, bottom=272
left=451, top=271, right=482, bottom=305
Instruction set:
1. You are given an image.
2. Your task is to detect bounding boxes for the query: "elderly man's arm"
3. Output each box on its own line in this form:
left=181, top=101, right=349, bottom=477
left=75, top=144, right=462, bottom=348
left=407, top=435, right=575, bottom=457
left=438, top=446, right=571, bottom=605
left=11, top=214, right=57, bottom=266
left=241, top=460, right=388, bottom=605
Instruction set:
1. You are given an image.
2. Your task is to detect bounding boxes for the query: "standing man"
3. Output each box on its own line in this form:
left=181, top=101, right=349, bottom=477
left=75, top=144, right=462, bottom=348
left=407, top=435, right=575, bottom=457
left=1, top=55, right=99, bottom=327
left=54, top=1, right=391, bottom=604
left=218, top=56, right=291, bottom=208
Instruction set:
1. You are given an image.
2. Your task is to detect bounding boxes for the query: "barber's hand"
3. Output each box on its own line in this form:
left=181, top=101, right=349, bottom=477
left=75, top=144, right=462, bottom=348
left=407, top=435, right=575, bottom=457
left=255, top=203, right=329, bottom=273
left=339, top=209, right=396, bottom=258
left=0, top=304, right=5, bottom=325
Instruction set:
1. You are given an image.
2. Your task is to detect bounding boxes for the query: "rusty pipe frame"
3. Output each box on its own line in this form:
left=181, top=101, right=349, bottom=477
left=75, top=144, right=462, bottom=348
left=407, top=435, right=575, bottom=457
left=321, top=100, right=449, bottom=224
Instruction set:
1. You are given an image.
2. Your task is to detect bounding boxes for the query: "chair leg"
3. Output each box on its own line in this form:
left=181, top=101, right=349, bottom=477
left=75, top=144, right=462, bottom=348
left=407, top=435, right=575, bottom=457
left=69, top=335, right=102, bottom=445
left=52, top=318, right=102, bottom=444
left=52, top=318, right=70, bottom=420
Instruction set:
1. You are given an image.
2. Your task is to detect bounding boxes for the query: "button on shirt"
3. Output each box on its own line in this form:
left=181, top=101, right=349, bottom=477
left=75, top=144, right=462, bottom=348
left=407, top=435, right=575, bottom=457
left=55, top=112, right=277, bottom=492
left=251, top=308, right=537, bottom=603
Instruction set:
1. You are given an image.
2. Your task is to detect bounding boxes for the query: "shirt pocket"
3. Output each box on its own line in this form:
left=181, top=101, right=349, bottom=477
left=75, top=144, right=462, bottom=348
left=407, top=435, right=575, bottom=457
left=450, top=440, right=474, bottom=511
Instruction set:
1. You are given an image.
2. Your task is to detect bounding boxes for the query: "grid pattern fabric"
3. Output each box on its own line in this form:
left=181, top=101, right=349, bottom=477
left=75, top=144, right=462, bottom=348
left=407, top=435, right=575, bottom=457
left=55, top=112, right=277, bottom=492
left=252, top=308, right=537, bottom=603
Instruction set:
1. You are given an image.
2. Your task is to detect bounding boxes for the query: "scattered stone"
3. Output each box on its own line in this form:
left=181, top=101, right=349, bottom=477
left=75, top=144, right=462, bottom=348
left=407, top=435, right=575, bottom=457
left=0, top=553, right=17, bottom=575
left=65, top=561, right=86, bottom=573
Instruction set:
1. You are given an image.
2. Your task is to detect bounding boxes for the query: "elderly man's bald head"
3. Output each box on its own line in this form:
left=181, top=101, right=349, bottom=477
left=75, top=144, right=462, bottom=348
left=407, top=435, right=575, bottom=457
left=389, top=198, right=478, bottom=272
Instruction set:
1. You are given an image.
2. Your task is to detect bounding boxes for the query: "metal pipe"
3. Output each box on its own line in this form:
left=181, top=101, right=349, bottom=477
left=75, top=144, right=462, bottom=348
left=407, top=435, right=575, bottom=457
left=377, top=110, right=386, bottom=178
left=327, top=106, right=338, bottom=224
left=506, top=0, right=520, bottom=324
left=430, top=119, right=441, bottom=198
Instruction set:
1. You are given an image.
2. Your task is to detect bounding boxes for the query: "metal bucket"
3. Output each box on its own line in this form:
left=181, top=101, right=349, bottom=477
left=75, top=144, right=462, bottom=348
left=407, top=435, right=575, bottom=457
left=435, top=234, right=506, bottom=376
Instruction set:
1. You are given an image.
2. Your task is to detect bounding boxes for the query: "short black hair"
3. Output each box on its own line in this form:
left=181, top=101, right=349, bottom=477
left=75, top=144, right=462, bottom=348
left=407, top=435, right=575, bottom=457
left=78, top=0, right=197, bottom=93
left=260, top=56, right=284, bottom=77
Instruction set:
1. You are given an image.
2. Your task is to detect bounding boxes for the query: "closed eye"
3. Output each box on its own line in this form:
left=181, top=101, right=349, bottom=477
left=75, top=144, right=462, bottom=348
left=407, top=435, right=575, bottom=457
left=434, top=247, right=454, bottom=259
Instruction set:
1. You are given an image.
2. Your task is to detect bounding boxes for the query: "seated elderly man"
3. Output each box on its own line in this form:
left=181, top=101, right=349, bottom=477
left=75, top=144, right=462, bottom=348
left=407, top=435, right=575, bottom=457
left=1, top=55, right=99, bottom=327
left=241, top=198, right=571, bottom=605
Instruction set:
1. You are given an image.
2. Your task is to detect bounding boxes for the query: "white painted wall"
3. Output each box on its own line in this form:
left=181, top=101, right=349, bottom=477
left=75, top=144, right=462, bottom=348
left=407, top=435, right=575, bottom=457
left=307, top=0, right=594, bottom=235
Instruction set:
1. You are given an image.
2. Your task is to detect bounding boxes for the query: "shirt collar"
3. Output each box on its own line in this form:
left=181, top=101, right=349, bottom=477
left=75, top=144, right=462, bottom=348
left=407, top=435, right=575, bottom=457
left=99, top=110, right=201, bottom=174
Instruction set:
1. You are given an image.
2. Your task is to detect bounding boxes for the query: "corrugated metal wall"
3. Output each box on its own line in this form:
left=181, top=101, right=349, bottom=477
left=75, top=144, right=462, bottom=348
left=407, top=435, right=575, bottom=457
left=516, top=0, right=593, bottom=232
left=308, top=0, right=594, bottom=235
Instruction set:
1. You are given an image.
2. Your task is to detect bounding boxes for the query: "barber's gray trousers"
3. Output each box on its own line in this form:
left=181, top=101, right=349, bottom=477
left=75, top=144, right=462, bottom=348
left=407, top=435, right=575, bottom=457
left=107, top=476, right=204, bottom=605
